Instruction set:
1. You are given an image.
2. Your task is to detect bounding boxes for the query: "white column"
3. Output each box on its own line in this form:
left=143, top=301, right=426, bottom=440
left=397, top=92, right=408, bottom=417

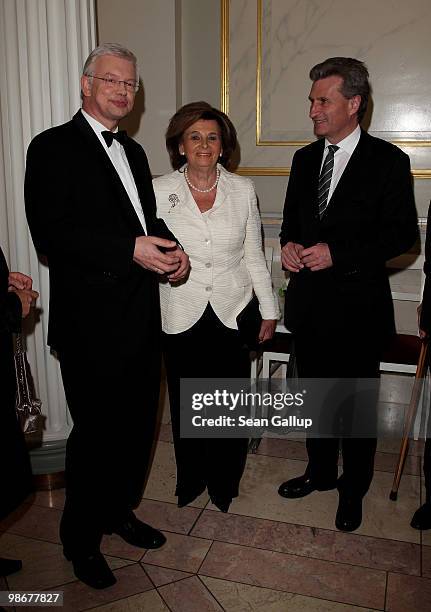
left=0, top=0, right=96, bottom=473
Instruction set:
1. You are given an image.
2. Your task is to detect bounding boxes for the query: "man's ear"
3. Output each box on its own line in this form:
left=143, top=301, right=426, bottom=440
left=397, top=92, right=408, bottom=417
left=349, top=95, right=361, bottom=117
left=81, top=74, right=92, bottom=97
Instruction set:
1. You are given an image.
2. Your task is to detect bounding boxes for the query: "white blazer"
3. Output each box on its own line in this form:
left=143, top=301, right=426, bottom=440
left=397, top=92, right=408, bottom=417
left=153, top=165, right=280, bottom=334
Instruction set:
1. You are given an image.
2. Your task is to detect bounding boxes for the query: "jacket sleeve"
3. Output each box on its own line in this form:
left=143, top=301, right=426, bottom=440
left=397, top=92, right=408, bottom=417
left=25, top=134, right=135, bottom=278
left=280, top=151, right=303, bottom=249
left=329, top=151, right=418, bottom=272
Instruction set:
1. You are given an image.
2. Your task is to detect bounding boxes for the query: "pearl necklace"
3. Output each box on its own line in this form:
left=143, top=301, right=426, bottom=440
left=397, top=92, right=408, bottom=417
left=184, top=166, right=220, bottom=193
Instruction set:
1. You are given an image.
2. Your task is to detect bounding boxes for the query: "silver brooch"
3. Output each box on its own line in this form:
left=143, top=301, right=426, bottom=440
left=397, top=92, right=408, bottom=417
left=168, top=193, right=179, bottom=212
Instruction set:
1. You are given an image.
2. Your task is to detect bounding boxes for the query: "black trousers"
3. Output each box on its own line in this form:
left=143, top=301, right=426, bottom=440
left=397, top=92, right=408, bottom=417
left=163, top=304, right=250, bottom=503
left=58, top=342, right=160, bottom=556
left=294, top=324, right=379, bottom=499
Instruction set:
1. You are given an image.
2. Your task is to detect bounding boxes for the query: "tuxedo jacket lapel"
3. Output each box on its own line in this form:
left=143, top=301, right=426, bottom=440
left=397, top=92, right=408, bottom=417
left=73, top=111, right=144, bottom=235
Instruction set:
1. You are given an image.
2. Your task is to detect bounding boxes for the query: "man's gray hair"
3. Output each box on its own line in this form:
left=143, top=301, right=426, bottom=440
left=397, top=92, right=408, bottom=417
left=83, top=43, right=138, bottom=81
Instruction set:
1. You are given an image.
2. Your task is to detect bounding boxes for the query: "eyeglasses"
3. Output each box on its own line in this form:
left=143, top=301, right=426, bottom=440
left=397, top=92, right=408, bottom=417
left=86, top=74, right=139, bottom=93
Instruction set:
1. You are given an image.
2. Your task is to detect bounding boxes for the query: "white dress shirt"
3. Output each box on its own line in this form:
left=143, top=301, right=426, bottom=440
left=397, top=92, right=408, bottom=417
left=81, top=109, right=147, bottom=233
left=322, top=124, right=361, bottom=203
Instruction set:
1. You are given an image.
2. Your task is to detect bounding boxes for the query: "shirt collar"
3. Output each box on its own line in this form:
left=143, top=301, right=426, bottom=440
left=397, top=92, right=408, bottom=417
left=81, top=109, right=119, bottom=136
left=324, top=124, right=361, bottom=155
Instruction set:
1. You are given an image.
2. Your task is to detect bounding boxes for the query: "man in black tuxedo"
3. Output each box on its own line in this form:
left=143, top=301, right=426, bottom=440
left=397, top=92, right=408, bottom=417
left=25, top=43, right=189, bottom=588
left=278, top=57, right=418, bottom=531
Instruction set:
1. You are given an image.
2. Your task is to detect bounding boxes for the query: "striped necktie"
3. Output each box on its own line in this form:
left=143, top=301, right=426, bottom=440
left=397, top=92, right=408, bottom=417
left=318, top=144, right=339, bottom=218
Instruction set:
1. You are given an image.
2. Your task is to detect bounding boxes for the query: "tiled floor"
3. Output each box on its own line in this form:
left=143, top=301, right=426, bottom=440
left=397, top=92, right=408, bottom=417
left=1, top=406, right=431, bottom=610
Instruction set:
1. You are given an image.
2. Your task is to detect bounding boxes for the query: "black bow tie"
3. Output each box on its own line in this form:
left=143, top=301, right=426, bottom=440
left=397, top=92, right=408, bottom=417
left=101, top=130, right=127, bottom=147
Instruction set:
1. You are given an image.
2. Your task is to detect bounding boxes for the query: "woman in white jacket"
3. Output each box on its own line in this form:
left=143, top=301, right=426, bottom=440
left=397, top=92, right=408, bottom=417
left=153, top=101, right=280, bottom=512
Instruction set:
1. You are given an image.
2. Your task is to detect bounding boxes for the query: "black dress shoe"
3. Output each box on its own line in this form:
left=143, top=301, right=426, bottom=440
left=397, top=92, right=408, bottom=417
left=64, top=551, right=116, bottom=589
left=0, top=557, right=22, bottom=576
left=335, top=496, right=362, bottom=532
left=110, top=514, right=166, bottom=549
left=278, top=474, right=336, bottom=499
left=410, top=503, right=431, bottom=530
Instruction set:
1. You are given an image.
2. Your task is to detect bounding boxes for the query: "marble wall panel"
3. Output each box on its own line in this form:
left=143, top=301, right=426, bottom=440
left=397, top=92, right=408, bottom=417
left=225, top=0, right=431, bottom=174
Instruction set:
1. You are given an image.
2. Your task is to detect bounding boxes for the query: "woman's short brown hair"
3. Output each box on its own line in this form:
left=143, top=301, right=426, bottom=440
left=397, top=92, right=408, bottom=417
left=165, top=101, right=237, bottom=170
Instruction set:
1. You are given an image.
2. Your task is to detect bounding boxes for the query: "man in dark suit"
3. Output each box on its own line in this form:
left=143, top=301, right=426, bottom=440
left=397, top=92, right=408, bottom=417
left=25, top=43, right=189, bottom=589
left=278, top=57, right=418, bottom=531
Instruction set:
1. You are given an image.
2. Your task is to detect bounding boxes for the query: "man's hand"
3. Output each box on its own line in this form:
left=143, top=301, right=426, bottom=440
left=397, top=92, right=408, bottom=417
left=166, top=247, right=190, bottom=282
left=8, top=271, right=33, bottom=291
left=281, top=242, right=304, bottom=272
left=134, top=236, right=183, bottom=274
left=301, top=242, right=333, bottom=271
left=259, top=319, right=277, bottom=343
left=10, top=288, right=39, bottom=318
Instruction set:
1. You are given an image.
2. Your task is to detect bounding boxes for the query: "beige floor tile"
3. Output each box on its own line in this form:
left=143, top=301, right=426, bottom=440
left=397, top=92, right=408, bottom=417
left=1, top=503, right=61, bottom=544
left=192, top=510, right=420, bottom=575
left=423, top=545, right=431, bottom=579
left=218, top=454, right=337, bottom=529
left=386, top=572, right=431, bottom=611
left=0, top=533, right=129, bottom=592
left=201, top=576, right=375, bottom=611
left=135, top=498, right=202, bottom=535
left=142, top=441, right=209, bottom=508
left=143, top=532, right=211, bottom=573
left=101, top=533, right=146, bottom=562
left=225, top=454, right=420, bottom=543
left=356, top=469, right=420, bottom=542
left=158, top=575, right=223, bottom=611
left=141, top=564, right=192, bottom=586
left=373, top=451, right=420, bottom=475
left=199, top=541, right=385, bottom=609
left=49, top=563, right=152, bottom=612
left=86, top=589, right=169, bottom=611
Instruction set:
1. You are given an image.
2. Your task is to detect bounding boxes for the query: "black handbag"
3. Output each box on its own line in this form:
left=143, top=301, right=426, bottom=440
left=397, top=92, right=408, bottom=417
left=236, top=294, right=262, bottom=351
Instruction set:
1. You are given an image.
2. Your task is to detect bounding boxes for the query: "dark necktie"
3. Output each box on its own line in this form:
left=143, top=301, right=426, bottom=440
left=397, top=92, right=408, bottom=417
left=101, top=130, right=127, bottom=147
left=318, top=144, right=339, bottom=218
